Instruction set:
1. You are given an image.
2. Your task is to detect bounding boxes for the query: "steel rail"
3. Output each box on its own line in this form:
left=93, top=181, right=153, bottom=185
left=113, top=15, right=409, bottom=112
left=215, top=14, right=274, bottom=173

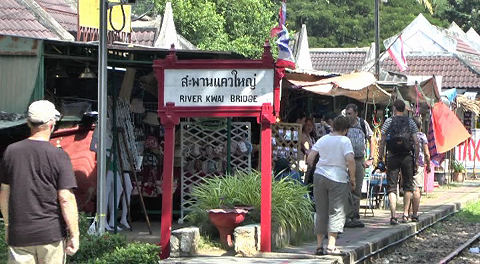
left=355, top=210, right=457, bottom=263
left=438, top=231, right=480, bottom=264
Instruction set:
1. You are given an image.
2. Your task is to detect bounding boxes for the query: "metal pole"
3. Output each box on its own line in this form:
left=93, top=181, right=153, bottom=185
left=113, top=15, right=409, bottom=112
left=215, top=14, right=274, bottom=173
left=112, top=68, right=118, bottom=233
left=96, top=0, right=108, bottom=235
left=374, top=0, right=380, bottom=79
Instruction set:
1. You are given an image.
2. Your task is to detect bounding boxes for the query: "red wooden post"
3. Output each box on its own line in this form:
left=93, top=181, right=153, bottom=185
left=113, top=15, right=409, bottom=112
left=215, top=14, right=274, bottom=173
left=258, top=103, right=275, bottom=252
left=159, top=103, right=179, bottom=259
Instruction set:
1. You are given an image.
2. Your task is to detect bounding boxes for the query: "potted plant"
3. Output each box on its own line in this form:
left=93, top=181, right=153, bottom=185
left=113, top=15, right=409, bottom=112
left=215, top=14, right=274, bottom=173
left=187, top=170, right=314, bottom=248
left=452, top=160, right=466, bottom=182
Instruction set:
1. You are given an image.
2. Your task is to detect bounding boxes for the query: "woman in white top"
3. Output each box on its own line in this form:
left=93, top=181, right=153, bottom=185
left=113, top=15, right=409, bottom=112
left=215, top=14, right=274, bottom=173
left=307, top=116, right=356, bottom=255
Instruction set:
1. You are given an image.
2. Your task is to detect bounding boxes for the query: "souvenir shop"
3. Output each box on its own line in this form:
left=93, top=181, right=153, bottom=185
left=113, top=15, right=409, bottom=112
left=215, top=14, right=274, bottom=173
left=0, top=35, right=263, bottom=233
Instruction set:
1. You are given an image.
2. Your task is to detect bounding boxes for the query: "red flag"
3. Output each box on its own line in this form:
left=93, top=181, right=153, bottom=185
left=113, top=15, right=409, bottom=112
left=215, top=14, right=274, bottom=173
left=431, top=102, right=471, bottom=153
left=386, top=34, right=408, bottom=72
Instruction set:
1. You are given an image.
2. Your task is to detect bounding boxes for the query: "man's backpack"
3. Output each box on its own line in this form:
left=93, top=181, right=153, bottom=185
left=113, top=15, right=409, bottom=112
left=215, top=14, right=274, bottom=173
left=386, top=116, right=413, bottom=154
left=360, top=118, right=367, bottom=139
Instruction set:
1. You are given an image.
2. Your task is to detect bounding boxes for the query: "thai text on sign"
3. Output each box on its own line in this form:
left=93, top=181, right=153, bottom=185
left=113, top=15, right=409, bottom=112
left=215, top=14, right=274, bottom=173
left=163, top=69, right=274, bottom=107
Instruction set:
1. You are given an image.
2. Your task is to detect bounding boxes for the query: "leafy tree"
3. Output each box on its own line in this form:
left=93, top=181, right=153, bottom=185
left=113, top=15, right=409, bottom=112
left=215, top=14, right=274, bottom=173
left=152, top=0, right=277, bottom=58
left=438, top=0, right=480, bottom=31
left=417, top=0, right=434, bottom=14
left=287, top=0, right=448, bottom=48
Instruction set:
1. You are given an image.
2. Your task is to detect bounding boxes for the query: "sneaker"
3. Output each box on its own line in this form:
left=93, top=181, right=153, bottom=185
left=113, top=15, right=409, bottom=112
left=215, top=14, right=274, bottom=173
left=345, top=218, right=365, bottom=228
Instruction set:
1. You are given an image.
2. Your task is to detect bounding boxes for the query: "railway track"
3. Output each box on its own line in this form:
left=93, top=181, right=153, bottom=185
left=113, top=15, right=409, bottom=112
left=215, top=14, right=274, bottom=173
left=438, top=231, right=480, bottom=264
left=364, top=210, right=480, bottom=264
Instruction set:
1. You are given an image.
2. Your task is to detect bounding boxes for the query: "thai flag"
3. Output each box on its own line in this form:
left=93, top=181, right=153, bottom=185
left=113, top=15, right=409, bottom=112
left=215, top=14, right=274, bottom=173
left=271, top=1, right=295, bottom=69
left=386, top=34, right=408, bottom=72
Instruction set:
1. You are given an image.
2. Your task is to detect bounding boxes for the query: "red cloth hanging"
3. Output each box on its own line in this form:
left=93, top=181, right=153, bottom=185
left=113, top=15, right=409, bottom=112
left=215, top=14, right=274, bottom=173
left=431, top=102, right=471, bottom=153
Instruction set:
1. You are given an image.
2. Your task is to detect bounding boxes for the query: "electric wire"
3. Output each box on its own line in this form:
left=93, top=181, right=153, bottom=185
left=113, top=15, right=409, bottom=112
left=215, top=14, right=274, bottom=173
left=108, top=3, right=126, bottom=33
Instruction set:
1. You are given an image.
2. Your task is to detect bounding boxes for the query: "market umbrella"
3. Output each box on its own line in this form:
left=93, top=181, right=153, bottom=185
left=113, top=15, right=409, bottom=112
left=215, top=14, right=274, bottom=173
left=286, top=71, right=391, bottom=104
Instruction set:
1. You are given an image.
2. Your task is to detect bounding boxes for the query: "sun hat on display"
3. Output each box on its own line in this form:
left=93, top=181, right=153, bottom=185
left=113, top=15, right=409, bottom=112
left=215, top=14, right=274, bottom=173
left=27, top=100, right=61, bottom=123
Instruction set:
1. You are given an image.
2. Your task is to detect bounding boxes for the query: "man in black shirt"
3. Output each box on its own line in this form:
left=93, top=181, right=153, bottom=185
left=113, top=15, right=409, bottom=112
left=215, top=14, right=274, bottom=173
left=378, top=99, right=419, bottom=225
left=0, top=100, right=79, bottom=263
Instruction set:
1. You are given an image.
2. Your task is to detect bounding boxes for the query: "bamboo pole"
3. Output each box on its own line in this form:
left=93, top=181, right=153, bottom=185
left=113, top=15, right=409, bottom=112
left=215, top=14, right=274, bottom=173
left=120, top=129, right=152, bottom=234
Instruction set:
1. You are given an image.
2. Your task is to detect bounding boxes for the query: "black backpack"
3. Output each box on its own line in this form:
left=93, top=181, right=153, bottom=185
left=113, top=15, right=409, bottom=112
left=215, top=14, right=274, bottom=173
left=386, top=116, right=413, bottom=154
left=360, top=118, right=367, bottom=140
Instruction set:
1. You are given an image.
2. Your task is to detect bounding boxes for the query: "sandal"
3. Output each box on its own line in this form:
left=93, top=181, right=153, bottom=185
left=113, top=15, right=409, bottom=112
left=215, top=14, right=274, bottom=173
left=390, top=217, right=399, bottom=225
left=315, top=247, right=324, bottom=255
left=325, top=247, right=344, bottom=255
left=401, top=214, right=409, bottom=223
left=411, top=215, right=419, bottom=222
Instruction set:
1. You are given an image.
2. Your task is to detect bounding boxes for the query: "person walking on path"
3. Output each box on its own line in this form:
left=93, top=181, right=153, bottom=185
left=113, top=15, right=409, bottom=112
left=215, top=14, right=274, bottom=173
left=0, top=100, right=79, bottom=263
left=307, top=116, right=356, bottom=255
left=378, top=99, right=419, bottom=225
left=344, top=104, right=373, bottom=228
left=407, top=117, right=430, bottom=222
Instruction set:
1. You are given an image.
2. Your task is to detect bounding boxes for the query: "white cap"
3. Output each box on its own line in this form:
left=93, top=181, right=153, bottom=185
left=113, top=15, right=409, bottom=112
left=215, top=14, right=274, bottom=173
left=27, top=100, right=61, bottom=123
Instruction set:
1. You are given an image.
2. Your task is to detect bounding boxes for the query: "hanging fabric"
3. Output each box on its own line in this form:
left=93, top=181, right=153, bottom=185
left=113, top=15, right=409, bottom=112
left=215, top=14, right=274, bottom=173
left=427, top=114, right=445, bottom=166
left=431, top=102, right=470, bottom=153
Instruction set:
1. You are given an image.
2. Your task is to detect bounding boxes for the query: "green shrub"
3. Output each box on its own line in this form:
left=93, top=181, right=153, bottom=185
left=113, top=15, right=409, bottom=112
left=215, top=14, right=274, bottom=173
left=0, top=222, right=7, bottom=264
left=187, top=170, right=314, bottom=234
left=68, top=232, right=128, bottom=263
left=1, top=214, right=158, bottom=264
left=94, top=242, right=160, bottom=264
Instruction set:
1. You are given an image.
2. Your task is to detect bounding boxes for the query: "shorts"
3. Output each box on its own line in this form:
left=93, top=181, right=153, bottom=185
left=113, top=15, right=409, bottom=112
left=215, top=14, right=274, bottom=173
left=413, top=166, right=424, bottom=190
left=386, top=153, right=414, bottom=194
left=8, top=240, right=66, bottom=264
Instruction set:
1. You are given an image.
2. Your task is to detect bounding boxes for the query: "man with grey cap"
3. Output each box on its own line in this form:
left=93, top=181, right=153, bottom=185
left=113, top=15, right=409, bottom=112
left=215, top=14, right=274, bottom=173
left=0, top=100, right=79, bottom=263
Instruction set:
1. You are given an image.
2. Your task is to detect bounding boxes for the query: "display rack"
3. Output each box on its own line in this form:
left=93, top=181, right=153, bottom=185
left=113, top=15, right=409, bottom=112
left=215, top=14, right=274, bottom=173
left=179, top=121, right=251, bottom=222
left=271, top=123, right=302, bottom=170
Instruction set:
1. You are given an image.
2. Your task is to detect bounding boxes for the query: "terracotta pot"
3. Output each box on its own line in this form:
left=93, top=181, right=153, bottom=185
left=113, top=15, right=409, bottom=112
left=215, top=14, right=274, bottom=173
left=453, top=172, right=464, bottom=182
left=208, top=208, right=248, bottom=247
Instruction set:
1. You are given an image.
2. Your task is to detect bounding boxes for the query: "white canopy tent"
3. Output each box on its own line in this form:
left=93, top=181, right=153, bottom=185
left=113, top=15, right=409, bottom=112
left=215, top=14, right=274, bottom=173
left=286, top=71, right=391, bottom=104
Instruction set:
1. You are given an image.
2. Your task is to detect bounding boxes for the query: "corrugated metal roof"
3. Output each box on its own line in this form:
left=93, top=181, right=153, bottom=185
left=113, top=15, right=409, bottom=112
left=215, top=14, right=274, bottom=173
left=0, top=0, right=59, bottom=39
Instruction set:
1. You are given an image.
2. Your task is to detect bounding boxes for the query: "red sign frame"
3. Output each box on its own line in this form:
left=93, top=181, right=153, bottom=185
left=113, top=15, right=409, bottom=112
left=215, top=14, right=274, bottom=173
left=153, top=43, right=280, bottom=259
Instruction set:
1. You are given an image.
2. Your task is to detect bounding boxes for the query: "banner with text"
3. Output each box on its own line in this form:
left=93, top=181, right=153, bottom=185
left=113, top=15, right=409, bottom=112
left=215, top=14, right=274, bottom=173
left=455, top=128, right=478, bottom=169
left=163, top=69, right=274, bottom=107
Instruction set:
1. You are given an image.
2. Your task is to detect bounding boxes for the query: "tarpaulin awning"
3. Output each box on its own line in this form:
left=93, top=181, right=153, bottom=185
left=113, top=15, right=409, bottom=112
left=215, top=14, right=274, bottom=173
left=396, top=76, right=440, bottom=106
left=0, top=36, right=44, bottom=114
left=286, top=71, right=391, bottom=104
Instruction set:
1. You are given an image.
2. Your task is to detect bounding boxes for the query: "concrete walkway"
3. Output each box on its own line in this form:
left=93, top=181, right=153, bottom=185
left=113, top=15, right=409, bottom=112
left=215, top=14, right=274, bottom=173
left=124, top=180, right=480, bottom=264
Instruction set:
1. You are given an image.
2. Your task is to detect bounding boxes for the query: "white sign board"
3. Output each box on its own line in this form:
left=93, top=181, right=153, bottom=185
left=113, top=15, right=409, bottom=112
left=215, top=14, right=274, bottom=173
left=163, top=69, right=274, bottom=107
left=455, top=128, right=477, bottom=169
